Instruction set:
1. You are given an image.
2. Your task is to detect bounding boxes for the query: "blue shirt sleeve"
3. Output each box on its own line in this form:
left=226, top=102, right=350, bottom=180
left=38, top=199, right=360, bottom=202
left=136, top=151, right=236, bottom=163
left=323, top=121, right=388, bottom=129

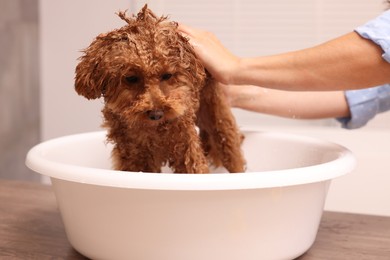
left=337, top=84, right=390, bottom=129
left=355, top=10, right=390, bottom=62
left=337, top=11, right=390, bottom=129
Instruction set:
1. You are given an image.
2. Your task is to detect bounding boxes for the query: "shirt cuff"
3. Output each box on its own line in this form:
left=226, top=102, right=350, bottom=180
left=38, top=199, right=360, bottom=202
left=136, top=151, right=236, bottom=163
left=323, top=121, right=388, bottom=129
left=355, top=10, right=390, bottom=63
left=337, top=88, right=379, bottom=129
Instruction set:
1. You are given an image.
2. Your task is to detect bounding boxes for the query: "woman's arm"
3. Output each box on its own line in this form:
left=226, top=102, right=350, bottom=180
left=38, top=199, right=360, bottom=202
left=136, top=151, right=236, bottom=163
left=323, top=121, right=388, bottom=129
left=235, top=32, right=390, bottom=91
left=178, top=28, right=390, bottom=91
left=224, top=85, right=350, bottom=119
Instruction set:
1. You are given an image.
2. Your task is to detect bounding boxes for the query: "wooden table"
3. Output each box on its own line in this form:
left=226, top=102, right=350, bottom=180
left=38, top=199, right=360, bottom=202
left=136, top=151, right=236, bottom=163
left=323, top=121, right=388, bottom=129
left=1, top=179, right=389, bottom=259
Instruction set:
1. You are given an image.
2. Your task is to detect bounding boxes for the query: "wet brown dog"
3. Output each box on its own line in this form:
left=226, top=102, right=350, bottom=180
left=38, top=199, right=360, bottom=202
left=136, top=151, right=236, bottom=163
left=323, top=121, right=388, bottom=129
left=74, top=5, right=245, bottom=173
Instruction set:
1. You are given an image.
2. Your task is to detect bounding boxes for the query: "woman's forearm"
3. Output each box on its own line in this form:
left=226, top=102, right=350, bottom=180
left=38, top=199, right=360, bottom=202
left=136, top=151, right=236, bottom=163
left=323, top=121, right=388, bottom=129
left=233, top=32, right=390, bottom=91
left=226, top=85, right=350, bottom=119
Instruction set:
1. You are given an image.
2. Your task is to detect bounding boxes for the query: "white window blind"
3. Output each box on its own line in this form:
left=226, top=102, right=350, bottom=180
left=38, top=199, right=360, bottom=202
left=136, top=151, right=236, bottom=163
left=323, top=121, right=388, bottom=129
left=132, top=0, right=385, bottom=56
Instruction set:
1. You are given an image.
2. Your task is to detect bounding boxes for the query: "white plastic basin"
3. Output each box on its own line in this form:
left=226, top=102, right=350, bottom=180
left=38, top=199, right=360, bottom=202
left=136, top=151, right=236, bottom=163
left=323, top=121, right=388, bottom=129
left=26, top=129, right=355, bottom=260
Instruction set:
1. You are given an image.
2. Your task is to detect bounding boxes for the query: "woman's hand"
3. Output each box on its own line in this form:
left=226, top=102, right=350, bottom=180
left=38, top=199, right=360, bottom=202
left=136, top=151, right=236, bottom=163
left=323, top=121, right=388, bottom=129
left=177, top=24, right=240, bottom=84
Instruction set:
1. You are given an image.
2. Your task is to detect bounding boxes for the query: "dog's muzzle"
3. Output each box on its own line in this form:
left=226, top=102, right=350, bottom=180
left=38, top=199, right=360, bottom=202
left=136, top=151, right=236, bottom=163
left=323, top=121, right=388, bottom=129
left=146, top=110, right=164, bottom=120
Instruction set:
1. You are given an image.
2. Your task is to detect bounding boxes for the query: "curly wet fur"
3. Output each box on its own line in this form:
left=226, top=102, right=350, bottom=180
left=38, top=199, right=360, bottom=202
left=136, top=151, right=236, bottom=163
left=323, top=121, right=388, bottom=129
left=75, top=5, right=245, bottom=173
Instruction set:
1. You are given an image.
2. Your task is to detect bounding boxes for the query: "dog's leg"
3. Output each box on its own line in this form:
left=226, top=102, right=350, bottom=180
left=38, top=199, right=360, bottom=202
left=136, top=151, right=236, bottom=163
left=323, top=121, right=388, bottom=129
left=168, top=121, right=209, bottom=174
left=111, top=145, right=163, bottom=173
left=103, top=108, right=164, bottom=173
left=197, top=79, right=246, bottom=173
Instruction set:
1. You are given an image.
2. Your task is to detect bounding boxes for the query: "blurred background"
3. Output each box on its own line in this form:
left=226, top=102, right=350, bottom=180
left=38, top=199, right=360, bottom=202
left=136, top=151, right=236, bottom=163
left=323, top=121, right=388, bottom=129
left=1, top=0, right=389, bottom=215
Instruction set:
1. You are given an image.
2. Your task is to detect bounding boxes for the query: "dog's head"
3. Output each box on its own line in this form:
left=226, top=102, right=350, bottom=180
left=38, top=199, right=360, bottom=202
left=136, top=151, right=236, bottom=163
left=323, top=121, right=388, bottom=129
left=75, top=5, right=206, bottom=126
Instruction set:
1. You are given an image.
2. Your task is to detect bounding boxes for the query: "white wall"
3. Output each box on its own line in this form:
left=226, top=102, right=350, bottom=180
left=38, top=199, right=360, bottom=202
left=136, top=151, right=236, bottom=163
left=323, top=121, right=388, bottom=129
left=40, top=0, right=390, bottom=215
left=266, top=126, right=390, bottom=217
left=39, top=0, right=131, bottom=140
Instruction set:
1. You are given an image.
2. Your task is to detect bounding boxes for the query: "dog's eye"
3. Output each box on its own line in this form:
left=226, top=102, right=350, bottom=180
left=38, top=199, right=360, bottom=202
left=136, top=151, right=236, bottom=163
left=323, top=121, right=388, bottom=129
left=161, top=73, right=172, bottom=81
left=125, top=76, right=139, bottom=84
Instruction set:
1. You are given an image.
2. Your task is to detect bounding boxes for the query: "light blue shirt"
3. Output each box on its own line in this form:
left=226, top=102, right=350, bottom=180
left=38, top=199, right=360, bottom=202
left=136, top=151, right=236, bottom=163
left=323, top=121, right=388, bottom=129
left=338, top=10, right=390, bottom=129
left=338, top=84, right=390, bottom=128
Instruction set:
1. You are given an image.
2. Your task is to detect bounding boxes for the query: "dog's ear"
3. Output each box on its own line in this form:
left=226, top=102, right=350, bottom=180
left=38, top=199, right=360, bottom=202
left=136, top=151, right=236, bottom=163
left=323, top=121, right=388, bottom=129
left=74, top=38, right=108, bottom=100
left=181, top=36, right=207, bottom=87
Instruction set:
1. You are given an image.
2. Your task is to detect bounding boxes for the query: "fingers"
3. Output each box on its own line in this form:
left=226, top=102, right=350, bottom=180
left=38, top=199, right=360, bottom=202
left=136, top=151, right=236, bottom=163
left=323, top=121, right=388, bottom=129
left=177, top=24, right=203, bottom=50
left=177, top=24, right=200, bottom=45
left=177, top=23, right=197, bottom=36
left=178, top=24, right=217, bottom=42
left=176, top=23, right=193, bottom=41
left=176, top=24, right=237, bottom=84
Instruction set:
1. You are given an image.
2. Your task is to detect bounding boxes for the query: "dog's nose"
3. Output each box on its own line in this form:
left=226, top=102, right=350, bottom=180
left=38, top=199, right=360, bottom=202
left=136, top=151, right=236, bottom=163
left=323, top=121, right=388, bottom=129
left=146, top=110, right=164, bottom=120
